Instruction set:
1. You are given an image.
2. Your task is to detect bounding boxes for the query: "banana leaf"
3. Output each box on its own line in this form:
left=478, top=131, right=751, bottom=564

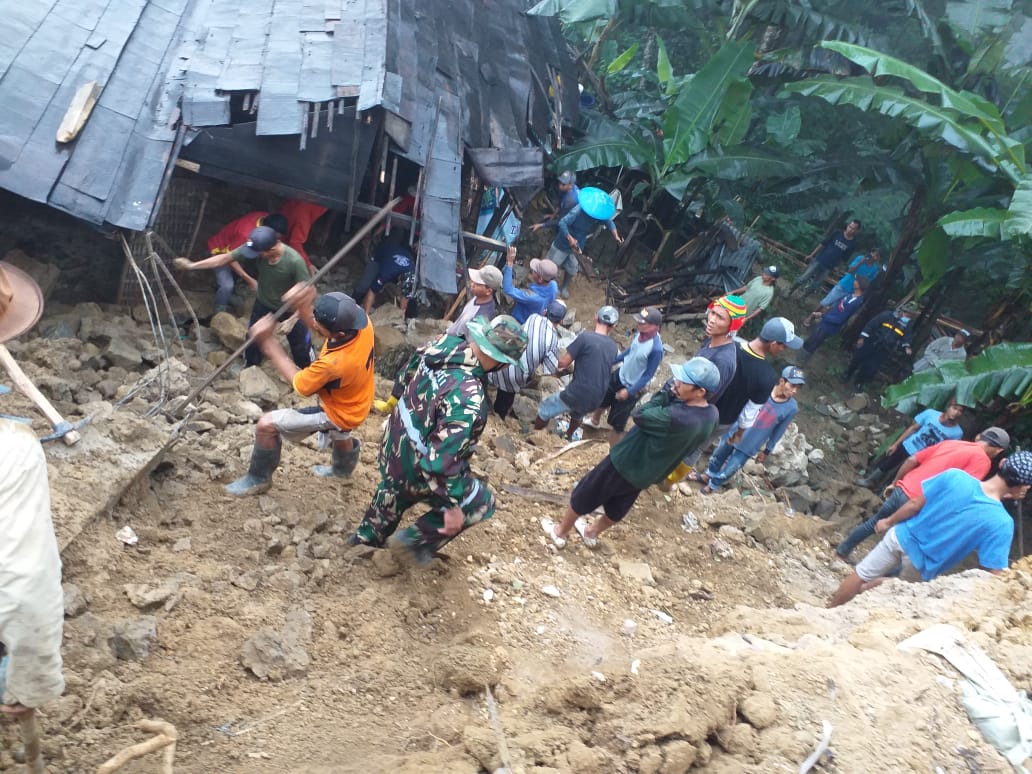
left=608, top=42, right=641, bottom=75
left=765, top=106, right=801, bottom=147
left=884, top=342, right=1032, bottom=413
left=914, top=227, right=952, bottom=297
left=817, top=41, right=1006, bottom=133
left=1003, top=173, right=1032, bottom=238
left=937, top=208, right=1008, bottom=238
left=780, top=77, right=1020, bottom=183
left=526, top=0, right=616, bottom=22
left=663, top=41, right=755, bottom=168
left=713, top=78, right=754, bottom=147
left=686, top=147, right=800, bottom=181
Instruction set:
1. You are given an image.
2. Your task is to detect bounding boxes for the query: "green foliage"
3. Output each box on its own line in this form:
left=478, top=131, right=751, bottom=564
left=607, top=42, right=641, bottom=74
left=765, top=106, right=801, bottom=147
left=884, top=342, right=1032, bottom=414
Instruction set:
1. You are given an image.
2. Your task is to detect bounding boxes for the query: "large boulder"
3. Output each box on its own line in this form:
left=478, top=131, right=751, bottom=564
left=239, top=366, right=282, bottom=405
left=240, top=608, right=312, bottom=681
left=210, top=311, right=248, bottom=350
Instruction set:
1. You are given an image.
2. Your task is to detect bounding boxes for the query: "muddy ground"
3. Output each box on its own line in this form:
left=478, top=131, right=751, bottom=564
left=1, top=251, right=1029, bottom=773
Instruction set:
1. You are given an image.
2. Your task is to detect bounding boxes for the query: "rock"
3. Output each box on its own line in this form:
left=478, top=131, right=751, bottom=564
left=109, top=616, right=158, bottom=660
left=490, top=434, right=517, bottom=458
left=123, top=579, right=181, bottom=611
left=371, top=550, right=400, bottom=578
left=437, top=644, right=502, bottom=694
left=172, top=537, right=192, bottom=552
left=240, top=608, right=312, bottom=681
left=372, top=325, right=406, bottom=360
left=710, top=538, right=734, bottom=561
left=239, top=366, right=282, bottom=405
left=618, top=560, right=655, bottom=584
left=807, top=448, right=825, bottom=464
left=62, top=583, right=88, bottom=617
left=660, top=739, right=698, bottom=773
left=782, top=484, right=818, bottom=514
left=739, top=692, right=778, bottom=729
left=716, top=722, right=757, bottom=755
left=45, top=694, right=83, bottom=724
left=845, top=393, right=869, bottom=411
left=511, top=395, right=539, bottom=423
left=813, top=500, right=838, bottom=519
left=103, top=336, right=143, bottom=370
left=209, top=312, right=247, bottom=350
left=232, top=571, right=261, bottom=592
left=232, top=399, right=264, bottom=422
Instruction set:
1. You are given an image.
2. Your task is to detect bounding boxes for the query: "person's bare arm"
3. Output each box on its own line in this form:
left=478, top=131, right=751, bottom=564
left=554, top=351, right=574, bottom=376
left=887, top=455, right=921, bottom=491
left=283, top=283, right=317, bottom=330
left=230, top=260, right=258, bottom=290
left=887, top=422, right=920, bottom=455
left=875, top=494, right=925, bottom=533
left=250, top=315, right=300, bottom=383
left=174, top=253, right=236, bottom=271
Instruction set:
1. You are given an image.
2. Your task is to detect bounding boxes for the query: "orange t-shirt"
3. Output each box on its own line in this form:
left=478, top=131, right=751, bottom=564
left=291, top=321, right=375, bottom=430
left=898, top=439, right=991, bottom=497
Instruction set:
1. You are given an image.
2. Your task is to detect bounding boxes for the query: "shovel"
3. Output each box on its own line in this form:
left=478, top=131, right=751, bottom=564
left=0, top=344, right=80, bottom=445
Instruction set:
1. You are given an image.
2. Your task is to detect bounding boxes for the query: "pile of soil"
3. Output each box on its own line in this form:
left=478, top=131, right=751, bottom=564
left=1, top=270, right=1027, bottom=773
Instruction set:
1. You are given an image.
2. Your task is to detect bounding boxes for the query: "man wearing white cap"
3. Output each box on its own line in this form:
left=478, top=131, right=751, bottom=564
left=446, top=264, right=503, bottom=338
left=730, top=265, right=779, bottom=328
left=0, top=262, right=64, bottom=759
left=912, top=329, right=970, bottom=373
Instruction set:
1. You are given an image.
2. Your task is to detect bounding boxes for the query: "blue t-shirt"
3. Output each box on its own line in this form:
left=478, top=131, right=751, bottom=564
left=836, top=255, right=882, bottom=291
left=372, top=245, right=415, bottom=291
left=814, top=230, right=858, bottom=269
left=902, top=408, right=964, bottom=455
left=895, top=469, right=1013, bottom=581
left=553, top=205, right=615, bottom=253
left=501, top=266, right=558, bottom=323
left=821, top=292, right=864, bottom=328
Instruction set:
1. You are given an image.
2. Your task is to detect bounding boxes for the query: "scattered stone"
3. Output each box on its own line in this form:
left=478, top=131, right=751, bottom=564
left=661, top=739, right=698, bottom=772
left=371, top=550, right=400, bottom=578
left=540, top=584, right=561, bottom=598
left=710, top=538, right=734, bottom=561
left=103, top=336, right=143, bottom=370
left=62, top=583, right=88, bottom=618
left=239, top=366, right=282, bottom=405
left=172, top=537, right=192, bottom=553
left=845, top=393, right=869, bottom=411
left=123, top=579, right=181, bottom=611
left=436, top=644, right=502, bottom=694
left=618, top=560, right=655, bottom=584
left=372, top=325, right=406, bottom=360
left=680, top=512, right=701, bottom=533
left=807, top=448, right=826, bottom=464
left=491, top=434, right=517, bottom=458
left=209, top=311, right=247, bottom=350
left=232, top=571, right=261, bottom=592
left=715, top=722, right=757, bottom=755
left=109, top=616, right=158, bottom=660
left=240, top=608, right=312, bottom=681
left=739, top=692, right=778, bottom=729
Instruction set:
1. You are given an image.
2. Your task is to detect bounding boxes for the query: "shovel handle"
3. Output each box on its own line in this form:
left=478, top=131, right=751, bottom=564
left=0, top=345, right=80, bottom=445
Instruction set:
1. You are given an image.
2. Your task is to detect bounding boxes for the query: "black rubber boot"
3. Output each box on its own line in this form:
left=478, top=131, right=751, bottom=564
left=225, top=441, right=281, bottom=496
left=313, top=438, right=361, bottom=479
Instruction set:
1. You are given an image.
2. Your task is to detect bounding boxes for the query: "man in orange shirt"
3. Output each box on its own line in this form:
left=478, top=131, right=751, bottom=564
left=226, top=283, right=375, bottom=496
left=834, top=427, right=1010, bottom=562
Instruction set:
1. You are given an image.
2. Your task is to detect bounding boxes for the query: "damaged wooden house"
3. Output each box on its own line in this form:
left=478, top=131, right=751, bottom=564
left=0, top=0, right=578, bottom=299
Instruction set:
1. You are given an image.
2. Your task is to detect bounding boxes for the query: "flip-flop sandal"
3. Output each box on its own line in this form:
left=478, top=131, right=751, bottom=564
left=574, top=516, right=600, bottom=549
left=540, top=517, right=567, bottom=548
left=700, top=485, right=716, bottom=496
left=686, top=470, right=710, bottom=484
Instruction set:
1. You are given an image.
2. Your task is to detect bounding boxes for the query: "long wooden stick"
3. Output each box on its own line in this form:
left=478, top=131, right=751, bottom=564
left=96, top=719, right=178, bottom=774
left=0, top=345, right=80, bottom=445
left=18, top=710, right=43, bottom=773
left=173, top=197, right=401, bottom=415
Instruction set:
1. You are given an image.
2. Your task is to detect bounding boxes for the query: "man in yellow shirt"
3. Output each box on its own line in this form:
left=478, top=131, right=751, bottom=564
left=226, top=284, right=375, bottom=495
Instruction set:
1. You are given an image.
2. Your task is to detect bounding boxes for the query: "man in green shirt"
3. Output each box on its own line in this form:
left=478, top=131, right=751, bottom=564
left=541, top=357, right=719, bottom=548
left=175, top=226, right=314, bottom=366
left=730, top=265, right=778, bottom=331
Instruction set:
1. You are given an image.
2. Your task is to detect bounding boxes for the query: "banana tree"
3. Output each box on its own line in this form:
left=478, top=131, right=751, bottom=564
left=780, top=41, right=1032, bottom=303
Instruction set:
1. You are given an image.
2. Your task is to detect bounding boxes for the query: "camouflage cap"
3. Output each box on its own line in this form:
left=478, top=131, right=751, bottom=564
left=466, top=315, right=527, bottom=366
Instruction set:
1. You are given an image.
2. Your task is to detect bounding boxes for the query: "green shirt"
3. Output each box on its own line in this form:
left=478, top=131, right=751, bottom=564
left=609, top=389, right=718, bottom=489
left=740, top=276, right=774, bottom=316
left=232, top=244, right=311, bottom=309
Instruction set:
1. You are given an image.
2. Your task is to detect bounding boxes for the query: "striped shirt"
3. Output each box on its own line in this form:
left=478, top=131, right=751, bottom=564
left=487, top=313, right=559, bottom=392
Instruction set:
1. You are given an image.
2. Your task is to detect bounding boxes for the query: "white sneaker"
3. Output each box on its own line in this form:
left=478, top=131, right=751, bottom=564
left=574, top=516, right=600, bottom=548
left=540, top=517, right=567, bottom=548
left=582, top=416, right=602, bottom=429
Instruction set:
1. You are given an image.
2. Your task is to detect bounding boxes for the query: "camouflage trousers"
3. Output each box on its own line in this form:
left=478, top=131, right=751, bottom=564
left=354, top=424, right=495, bottom=559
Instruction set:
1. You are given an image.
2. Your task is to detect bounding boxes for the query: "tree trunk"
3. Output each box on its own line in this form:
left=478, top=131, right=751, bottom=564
left=840, top=188, right=928, bottom=346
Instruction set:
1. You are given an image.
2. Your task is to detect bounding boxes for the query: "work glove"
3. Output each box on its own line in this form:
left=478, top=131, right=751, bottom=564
left=373, top=396, right=398, bottom=414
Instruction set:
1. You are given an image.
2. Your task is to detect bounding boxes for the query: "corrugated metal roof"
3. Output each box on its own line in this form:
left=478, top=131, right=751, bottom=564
left=0, top=0, right=575, bottom=255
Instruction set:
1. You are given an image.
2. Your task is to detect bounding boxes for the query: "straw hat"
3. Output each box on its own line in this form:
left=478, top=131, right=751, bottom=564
left=0, top=262, right=44, bottom=342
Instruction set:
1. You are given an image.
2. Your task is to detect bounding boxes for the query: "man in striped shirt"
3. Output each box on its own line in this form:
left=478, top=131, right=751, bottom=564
left=488, top=300, right=567, bottom=419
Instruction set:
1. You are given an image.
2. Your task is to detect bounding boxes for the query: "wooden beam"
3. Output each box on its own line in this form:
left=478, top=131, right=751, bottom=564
left=56, top=81, right=100, bottom=143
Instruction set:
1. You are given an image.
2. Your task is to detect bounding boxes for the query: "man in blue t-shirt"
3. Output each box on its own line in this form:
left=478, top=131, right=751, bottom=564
left=808, top=248, right=882, bottom=319
left=791, top=219, right=861, bottom=296
left=530, top=171, right=579, bottom=235
left=354, top=232, right=417, bottom=317
left=501, top=246, right=559, bottom=323
left=857, top=399, right=965, bottom=488
left=829, top=452, right=1032, bottom=606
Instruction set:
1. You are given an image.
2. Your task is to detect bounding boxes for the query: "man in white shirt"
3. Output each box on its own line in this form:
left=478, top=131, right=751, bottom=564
left=912, top=329, right=970, bottom=373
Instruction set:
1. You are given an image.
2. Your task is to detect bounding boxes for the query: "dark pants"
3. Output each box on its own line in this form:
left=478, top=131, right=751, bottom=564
left=245, top=300, right=313, bottom=368
left=845, top=343, right=887, bottom=384
left=875, top=444, right=910, bottom=473
left=493, top=389, right=517, bottom=419
left=835, top=486, right=909, bottom=559
left=803, top=323, right=839, bottom=354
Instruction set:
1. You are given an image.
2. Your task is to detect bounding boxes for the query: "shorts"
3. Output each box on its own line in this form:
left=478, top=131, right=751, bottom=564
left=855, top=527, right=922, bottom=583
left=267, top=406, right=352, bottom=444
left=570, top=456, right=641, bottom=522
left=599, top=370, right=636, bottom=431
left=546, top=243, right=579, bottom=276
left=537, top=391, right=580, bottom=421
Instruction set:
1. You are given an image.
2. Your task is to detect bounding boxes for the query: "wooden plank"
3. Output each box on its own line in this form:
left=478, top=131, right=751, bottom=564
left=56, top=81, right=101, bottom=142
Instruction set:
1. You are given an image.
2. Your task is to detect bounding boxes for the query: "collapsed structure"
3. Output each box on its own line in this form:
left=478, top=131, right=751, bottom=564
left=0, top=0, right=577, bottom=292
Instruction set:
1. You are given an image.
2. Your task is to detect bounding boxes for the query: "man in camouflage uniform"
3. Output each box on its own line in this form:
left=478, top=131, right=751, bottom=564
left=350, top=316, right=527, bottom=564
